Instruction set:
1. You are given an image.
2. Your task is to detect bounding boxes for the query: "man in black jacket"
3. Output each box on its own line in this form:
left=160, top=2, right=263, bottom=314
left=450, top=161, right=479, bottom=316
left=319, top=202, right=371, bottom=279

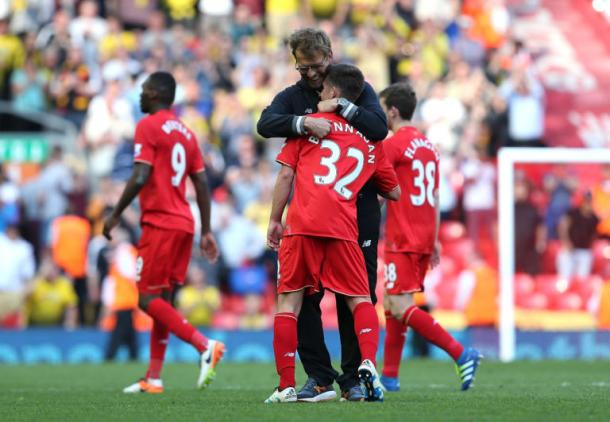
left=257, top=28, right=388, bottom=402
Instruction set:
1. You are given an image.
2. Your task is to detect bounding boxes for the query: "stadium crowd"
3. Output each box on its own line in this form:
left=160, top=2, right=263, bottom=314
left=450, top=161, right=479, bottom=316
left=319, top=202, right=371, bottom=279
left=1, top=0, right=609, bottom=332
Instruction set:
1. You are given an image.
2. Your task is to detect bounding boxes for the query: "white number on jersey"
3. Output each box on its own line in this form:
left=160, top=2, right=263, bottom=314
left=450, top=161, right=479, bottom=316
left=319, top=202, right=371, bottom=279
left=384, top=263, right=397, bottom=289
left=410, top=159, right=436, bottom=207
left=313, top=140, right=365, bottom=200
left=171, top=142, right=186, bottom=187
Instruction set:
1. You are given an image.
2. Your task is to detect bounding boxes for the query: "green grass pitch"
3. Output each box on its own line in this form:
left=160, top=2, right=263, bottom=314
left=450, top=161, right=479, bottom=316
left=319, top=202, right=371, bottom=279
left=2, top=360, right=609, bottom=421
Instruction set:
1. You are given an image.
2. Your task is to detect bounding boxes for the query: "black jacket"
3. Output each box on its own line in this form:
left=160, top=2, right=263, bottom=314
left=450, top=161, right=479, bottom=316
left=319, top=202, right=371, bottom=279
left=257, top=80, right=387, bottom=141
left=256, top=79, right=388, bottom=241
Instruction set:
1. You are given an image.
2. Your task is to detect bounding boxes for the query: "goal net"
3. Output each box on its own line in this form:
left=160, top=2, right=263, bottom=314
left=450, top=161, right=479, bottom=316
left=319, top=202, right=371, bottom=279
left=497, top=147, right=610, bottom=361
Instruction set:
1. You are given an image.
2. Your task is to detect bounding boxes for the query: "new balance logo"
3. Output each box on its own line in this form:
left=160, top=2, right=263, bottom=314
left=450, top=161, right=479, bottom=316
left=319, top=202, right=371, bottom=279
left=359, top=328, right=372, bottom=335
left=362, top=240, right=371, bottom=247
left=283, top=352, right=295, bottom=357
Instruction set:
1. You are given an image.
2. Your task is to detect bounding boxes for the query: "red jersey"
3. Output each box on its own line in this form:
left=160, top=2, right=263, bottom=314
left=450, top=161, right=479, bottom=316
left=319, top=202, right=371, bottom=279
left=133, top=110, right=204, bottom=234
left=277, top=113, right=398, bottom=242
left=384, top=126, right=440, bottom=253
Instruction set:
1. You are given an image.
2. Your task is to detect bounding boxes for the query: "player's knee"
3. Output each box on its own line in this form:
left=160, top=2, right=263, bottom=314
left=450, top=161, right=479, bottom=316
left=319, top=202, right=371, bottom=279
left=138, top=294, right=159, bottom=311
left=390, top=296, right=414, bottom=319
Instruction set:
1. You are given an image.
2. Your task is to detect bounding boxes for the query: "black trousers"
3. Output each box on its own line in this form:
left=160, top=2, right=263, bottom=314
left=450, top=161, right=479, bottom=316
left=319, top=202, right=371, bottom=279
left=105, top=310, right=139, bottom=361
left=297, top=234, right=378, bottom=390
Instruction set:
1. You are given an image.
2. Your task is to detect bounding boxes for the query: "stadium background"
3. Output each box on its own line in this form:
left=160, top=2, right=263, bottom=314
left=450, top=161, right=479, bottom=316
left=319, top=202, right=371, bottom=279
left=1, top=0, right=610, bottom=366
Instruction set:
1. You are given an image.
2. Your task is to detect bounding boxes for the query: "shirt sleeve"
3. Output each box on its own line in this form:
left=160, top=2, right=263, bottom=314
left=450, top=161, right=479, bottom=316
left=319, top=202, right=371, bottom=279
left=133, top=120, right=155, bottom=165
left=276, top=138, right=301, bottom=168
left=372, top=143, right=399, bottom=193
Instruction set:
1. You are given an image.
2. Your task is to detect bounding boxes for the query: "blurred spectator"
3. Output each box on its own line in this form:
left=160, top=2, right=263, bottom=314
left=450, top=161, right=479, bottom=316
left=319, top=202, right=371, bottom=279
left=0, top=163, right=19, bottom=233
left=10, top=55, right=48, bottom=115
left=100, top=230, right=142, bottom=361
left=34, top=8, right=71, bottom=62
left=177, top=265, right=221, bottom=326
left=229, top=3, right=258, bottom=44
left=544, top=171, right=578, bottom=240
left=0, top=17, right=25, bottom=101
left=265, top=0, right=301, bottom=40
left=26, top=257, right=77, bottom=328
left=592, top=165, right=610, bottom=239
left=499, top=70, right=545, bottom=147
left=50, top=209, right=91, bottom=325
left=82, top=78, right=135, bottom=180
left=460, top=147, right=496, bottom=249
left=483, top=92, right=508, bottom=156
left=49, top=46, right=99, bottom=129
left=455, top=252, right=498, bottom=327
left=98, top=15, right=137, bottom=62
left=199, top=0, right=234, bottom=34
left=215, top=196, right=266, bottom=269
left=35, top=146, right=74, bottom=245
left=557, top=191, right=600, bottom=281
left=0, top=225, right=35, bottom=327
left=69, top=0, right=108, bottom=48
left=514, top=178, right=545, bottom=275
left=419, top=81, right=466, bottom=154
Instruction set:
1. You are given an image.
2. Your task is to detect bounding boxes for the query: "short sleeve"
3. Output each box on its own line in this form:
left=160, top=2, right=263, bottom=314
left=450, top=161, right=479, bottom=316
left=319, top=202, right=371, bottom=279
left=134, top=120, right=155, bottom=165
left=372, top=144, right=399, bottom=193
left=276, top=137, right=301, bottom=168
left=189, top=135, right=205, bottom=174
left=383, top=137, right=402, bottom=167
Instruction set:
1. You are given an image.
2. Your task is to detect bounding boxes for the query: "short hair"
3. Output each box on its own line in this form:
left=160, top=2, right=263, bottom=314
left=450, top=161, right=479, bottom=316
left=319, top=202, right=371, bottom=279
left=379, top=83, right=417, bottom=120
left=148, top=71, right=176, bottom=105
left=288, top=28, right=332, bottom=59
left=324, top=64, right=364, bottom=103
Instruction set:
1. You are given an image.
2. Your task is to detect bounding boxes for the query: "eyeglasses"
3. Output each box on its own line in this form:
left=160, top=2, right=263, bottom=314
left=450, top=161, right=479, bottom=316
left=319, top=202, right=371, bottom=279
left=295, top=58, right=328, bottom=74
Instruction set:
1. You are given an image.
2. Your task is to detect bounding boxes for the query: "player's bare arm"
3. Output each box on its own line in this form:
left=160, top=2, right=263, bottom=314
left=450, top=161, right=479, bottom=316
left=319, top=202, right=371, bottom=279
left=190, top=170, right=219, bottom=263
left=431, top=189, right=441, bottom=268
left=103, top=162, right=151, bottom=240
left=267, top=165, right=295, bottom=251
left=378, top=185, right=401, bottom=201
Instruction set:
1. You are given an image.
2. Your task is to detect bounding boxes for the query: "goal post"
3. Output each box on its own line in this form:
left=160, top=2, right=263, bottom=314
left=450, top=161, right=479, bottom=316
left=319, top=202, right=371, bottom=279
left=497, top=147, right=610, bottom=362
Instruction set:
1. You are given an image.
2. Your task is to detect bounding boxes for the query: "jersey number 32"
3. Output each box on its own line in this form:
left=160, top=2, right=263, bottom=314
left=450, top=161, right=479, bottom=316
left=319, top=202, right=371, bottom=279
left=313, top=140, right=364, bottom=200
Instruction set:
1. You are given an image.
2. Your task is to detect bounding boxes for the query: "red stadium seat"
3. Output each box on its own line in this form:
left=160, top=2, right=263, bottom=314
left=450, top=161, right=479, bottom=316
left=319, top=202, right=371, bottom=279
left=518, top=292, right=549, bottom=310
left=550, top=292, right=583, bottom=311
left=434, top=276, right=459, bottom=310
left=212, top=311, right=240, bottom=330
left=439, top=255, right=459, bottom=278
left=514, top=273, right=535, bottom=307
left=569, top=275, right=602, bottom=306
left=592, top=239, right=610, bottom=275
left=442, top=238, right=475, bottom=271
left=439, top=221, right=466, bottom=243
left=541, top=240, right=561, bottom=274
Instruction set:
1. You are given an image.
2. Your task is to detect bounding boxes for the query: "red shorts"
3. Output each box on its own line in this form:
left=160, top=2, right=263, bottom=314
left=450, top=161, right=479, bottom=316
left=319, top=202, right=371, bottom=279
left=136, top=225, right=193, bottom=295
left=384, top=251, right=430, bottom=295
left=278, top=235, right=369, bottom=297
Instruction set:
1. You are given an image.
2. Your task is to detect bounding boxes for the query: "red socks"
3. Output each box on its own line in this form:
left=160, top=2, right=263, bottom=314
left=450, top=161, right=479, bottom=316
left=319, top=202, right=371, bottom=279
left=146, top=320, right=169, bottom=379
left=145, top=297, right=208, bottom=354
left=402, top=306, right=464, bottom=361
left=382, top=311, right=407, bottom=378
left=273, top=312, right=297, bottom=390
left=353, top=302, right=379, bottom=365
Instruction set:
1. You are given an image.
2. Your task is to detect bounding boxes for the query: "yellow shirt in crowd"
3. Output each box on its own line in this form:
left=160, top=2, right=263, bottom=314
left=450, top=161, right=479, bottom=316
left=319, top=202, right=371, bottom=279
left=177, top=286, right=221, bottom=327
left=27, top=277, right=77, bottom=325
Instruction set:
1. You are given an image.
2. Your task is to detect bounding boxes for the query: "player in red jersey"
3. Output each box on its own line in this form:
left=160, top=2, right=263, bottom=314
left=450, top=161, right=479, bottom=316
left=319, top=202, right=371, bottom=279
left=264, top=64, right=400, bottom=404
left=103, top=72, right=225, bottom=394
left=377, top=83, right=482, bottom=392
